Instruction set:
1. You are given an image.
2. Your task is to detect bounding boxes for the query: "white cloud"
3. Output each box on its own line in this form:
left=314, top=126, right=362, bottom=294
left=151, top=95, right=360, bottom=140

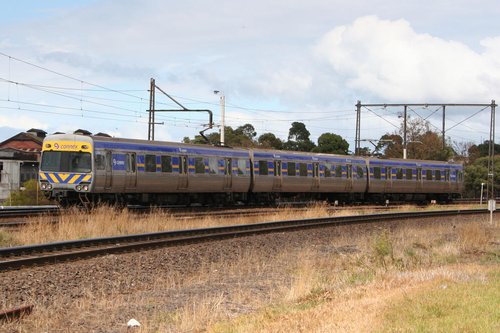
left=315, top=15, right=500, bottom=102
left=0, top=114, right=48, bottom=131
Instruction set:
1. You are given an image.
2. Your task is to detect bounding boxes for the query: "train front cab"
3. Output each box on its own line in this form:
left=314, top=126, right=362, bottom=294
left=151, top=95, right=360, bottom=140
left=39, top=135, right=94, bottom=205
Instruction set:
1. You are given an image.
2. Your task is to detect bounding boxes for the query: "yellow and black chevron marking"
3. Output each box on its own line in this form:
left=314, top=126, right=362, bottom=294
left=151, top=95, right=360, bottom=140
left=39, top=172, right=92, bottom=184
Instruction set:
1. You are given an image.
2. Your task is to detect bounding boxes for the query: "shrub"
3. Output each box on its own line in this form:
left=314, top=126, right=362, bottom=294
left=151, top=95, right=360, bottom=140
left=6, top=179, right=52, bottom=206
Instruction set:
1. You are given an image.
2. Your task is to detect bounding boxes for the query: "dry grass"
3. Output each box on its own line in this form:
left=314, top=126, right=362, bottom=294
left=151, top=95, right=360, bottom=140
left=206, top=217, right=499, bottom=333
left=2, top=205, right=497, bottom=332
left=0, top=203, right=477, bottom=247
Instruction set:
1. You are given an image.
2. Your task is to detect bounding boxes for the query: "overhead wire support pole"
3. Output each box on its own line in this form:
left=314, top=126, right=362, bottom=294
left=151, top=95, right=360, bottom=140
left=147, top=78, right=214, bottom=142
left=355, top=101, right=361, bottom=155
left=487, top=99, right=496, bottom=202
left=403, top=105, right=407, bottom=159
left=355, top=101, right=497, bottom=158
left=148, top=78, right=155, bottom=140
left=442, top=105, right=446, bottom=149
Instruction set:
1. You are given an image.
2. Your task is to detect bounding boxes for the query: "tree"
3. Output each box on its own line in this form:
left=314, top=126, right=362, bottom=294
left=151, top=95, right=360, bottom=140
left=452, top=140, right=475, bottom=163
left=376, top=134, right=403, bottom=158
left=234, top=124, right=257, bottom=140
left=285, top=122, right=316, bottom=152
left=258, top=133, right=284, bottom=150
left=377, top=117, right=454, bottom=160
left=182, top=124, right=257, bottom=147
left=464, top=156, right=500, bottom=198
left=312, top=133, right=349, bottom=154
left=467, top=140, right=500, bottom=164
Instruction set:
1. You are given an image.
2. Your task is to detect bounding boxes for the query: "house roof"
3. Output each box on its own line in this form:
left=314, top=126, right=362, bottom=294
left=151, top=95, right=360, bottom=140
left=0, top=132, right=43, bottom=152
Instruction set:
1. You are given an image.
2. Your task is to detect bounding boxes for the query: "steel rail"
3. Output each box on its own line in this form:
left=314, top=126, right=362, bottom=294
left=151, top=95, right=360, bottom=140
left=0, top=209, right=489, bottom=271
left=0, top=205, right=60, bottom=218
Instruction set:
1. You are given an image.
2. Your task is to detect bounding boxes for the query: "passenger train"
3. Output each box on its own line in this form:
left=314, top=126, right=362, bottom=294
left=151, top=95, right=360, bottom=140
left=38, top=133, right=464, bottom=206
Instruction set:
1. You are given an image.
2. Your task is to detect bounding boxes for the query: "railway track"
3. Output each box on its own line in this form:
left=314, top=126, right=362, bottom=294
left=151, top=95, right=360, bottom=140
left=0, top=209, right=490, bottom=272
left=0, top=203, right=476, bottom=230
left=0, top=205, right=59, bottom=218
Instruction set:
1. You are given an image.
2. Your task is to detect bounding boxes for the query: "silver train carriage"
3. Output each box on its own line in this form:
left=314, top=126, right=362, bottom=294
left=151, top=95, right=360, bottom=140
left=38, top=133, right=464, bottom=205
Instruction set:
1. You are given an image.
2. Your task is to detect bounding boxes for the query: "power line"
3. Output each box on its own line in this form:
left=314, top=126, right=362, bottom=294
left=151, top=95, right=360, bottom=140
left=0, top=51, right=145, bottom=100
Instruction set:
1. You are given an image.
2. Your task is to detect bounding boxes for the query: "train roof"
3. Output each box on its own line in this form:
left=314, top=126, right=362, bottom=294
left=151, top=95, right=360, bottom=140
left=42, top=133, right=463, bottom=167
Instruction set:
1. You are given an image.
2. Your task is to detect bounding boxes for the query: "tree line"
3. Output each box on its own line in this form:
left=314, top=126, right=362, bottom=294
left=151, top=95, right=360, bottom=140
left=183, top=118, right=499, bottom=198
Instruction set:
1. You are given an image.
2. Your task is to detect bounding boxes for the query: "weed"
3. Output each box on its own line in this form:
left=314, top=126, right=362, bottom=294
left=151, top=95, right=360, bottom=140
left=372, top=230, right=394, bottom=269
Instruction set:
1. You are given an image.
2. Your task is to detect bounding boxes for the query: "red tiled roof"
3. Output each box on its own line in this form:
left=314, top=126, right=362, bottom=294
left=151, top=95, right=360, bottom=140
left=1, top=141, right=41, bottom=151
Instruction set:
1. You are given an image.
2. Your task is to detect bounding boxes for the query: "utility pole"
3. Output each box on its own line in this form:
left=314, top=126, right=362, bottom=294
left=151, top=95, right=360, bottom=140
left=214, top=90, right=226, bottom=146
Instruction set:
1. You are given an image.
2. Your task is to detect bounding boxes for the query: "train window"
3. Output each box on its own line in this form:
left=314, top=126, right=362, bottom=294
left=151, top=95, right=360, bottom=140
left=145, top=155, right=156, bottom=172
left=258, top=160, right=268, bottom=175
left=95, top=154, right=106, bottom=170
left=237, top=159, right=246, bottom=175
left=324, top=163, right=332, bottom=177
left=194, top=157, right=205, bottom=174
left=208, top=157, right=218, bottom=174
left=435, top=170, right=441, bottom=181
left=425, top=169, right=433, bottom=181
left=335, top=165, right=343, bottom=178
left=406, top=169, right=413, bottom=180
left=445, top=170, right=450, bottom=181
left=288, top=162, right=296, bottom=176
left=356, top=166, right=364, bottom=178
left=161, top=156, right=172, bottom=173
left=396, top=168, right=403, bottom=180
left=299, top=163, right=308, bottom=177
left=373, top=167, right=381, bottom=179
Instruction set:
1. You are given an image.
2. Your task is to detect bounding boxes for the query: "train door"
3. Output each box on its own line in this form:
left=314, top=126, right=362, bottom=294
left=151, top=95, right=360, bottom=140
left=416, top=167, right=422, bottom=192
left=272, top=160, right=282, bottom=190
left=104, top=151, right=112, bottom=189
left=178, top=155, right=188, bottom=190
left=385, top=166, right=392, bottom=192
left=445, top=169, right=451, bottom=193
left=224, top=158, right=232, bottom=190
left=312, top=162, right=320, bottom=190
left=125, top=153, right=137, bottom=190
left=345, top=164, right=353, bottom=191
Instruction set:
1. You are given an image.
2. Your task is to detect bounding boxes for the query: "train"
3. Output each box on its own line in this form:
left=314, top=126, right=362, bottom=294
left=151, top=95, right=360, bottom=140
left=38, top=132, right=464, bottom=206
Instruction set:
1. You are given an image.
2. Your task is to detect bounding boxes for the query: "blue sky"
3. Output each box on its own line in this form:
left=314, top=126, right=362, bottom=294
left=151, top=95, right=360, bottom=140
left=1, top=0, right=500, bottom=152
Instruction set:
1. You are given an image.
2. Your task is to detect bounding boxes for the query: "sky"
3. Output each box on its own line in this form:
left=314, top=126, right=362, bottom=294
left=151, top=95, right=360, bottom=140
left=1, top=0, right=500, bottom=153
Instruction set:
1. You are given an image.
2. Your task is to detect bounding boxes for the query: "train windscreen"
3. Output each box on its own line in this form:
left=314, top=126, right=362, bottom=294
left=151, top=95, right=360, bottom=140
left=41, top=151, right=92, bottom=173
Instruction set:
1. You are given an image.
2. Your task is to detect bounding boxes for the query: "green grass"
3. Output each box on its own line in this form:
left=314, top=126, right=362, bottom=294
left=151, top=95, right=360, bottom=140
left=379, top=270, right=500, bottom=333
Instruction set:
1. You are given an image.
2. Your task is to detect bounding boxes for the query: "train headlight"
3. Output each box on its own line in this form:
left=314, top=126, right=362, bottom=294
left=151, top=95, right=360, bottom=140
left=83, top=185, right=89, bottom=191
left=76, top=185, right=82, bottom=191
left=47, top=184, right=52, bottom=190
left=40, top=183, right=47, bottom=190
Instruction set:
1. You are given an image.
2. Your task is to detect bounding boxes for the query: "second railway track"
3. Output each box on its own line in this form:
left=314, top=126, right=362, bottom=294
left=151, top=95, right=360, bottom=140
left=0, top=209, right=490, bottom=272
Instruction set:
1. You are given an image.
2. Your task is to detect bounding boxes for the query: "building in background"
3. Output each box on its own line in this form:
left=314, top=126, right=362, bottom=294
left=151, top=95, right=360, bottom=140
left=0, top=129, right=45, bottom=203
